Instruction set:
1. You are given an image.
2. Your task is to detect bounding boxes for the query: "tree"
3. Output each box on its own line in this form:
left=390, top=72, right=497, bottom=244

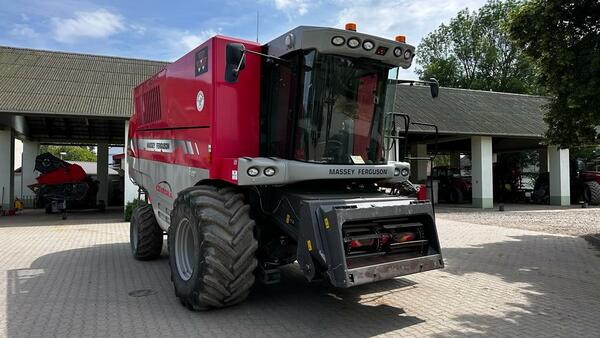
left=39, top=145, right=97, bottom=162
left=508, top=0, right=600, bottom=148
left=417, top=0, right=537, bottom=94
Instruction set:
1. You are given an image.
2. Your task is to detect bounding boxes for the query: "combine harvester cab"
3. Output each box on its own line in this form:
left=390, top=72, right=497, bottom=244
left=128, top=24, right=443, bottom=310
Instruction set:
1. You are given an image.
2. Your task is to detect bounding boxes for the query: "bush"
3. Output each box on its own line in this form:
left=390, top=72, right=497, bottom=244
left=124, top=198, right=147, bottom=221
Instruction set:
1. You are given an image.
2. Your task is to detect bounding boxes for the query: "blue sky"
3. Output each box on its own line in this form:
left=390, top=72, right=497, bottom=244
left=0, top=0, right=487, bottom=79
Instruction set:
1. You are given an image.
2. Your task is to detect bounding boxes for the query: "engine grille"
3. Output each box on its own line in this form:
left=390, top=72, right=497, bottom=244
left=342, top=216, right=432, bottom=269
left=139, top=86, right=161, bottom=124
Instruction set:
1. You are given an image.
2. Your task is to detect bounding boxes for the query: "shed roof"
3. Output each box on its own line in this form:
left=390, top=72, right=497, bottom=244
left=0, top=46, right=548, bottom=140
left=393, top=85, right=548, bottom=138
left=0, top=46, right=167, bottom=118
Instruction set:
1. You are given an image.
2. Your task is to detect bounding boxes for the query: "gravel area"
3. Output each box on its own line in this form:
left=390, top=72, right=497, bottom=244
left=436, top=204, right=600, bottom=237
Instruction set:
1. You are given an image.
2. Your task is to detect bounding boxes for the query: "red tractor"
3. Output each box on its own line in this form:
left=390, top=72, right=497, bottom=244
left=29, top=153, right=103, bottom=219
left=431, top=166, right=472, bottom=203
left=128, top=25, right=443, bottom=310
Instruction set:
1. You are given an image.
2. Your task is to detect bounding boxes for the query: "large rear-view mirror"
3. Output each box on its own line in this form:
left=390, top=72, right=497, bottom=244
left=225, top=43, right=246, bottom=83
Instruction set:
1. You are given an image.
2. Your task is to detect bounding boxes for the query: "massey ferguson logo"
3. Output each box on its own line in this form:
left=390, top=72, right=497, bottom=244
left=156, top=181, right=173, bottom=198
left=328, top=168, right=389, bottom=176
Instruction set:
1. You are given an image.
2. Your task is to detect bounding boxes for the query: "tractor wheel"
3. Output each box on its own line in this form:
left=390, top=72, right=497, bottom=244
left=585, top=181, right=600, bottom=205
left=448, top=188, right=464, bottom=204
left=130, top=204, right=163, bottom=260
left=169, top=185, right=258, bottom=311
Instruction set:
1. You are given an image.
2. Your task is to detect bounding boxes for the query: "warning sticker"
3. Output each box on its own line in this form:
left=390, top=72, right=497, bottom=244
left=350, top=155, right=365, bottom=164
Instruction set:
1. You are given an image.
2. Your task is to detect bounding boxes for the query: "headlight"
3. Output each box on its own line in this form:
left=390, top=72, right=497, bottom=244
left=247, top=167, right=259, bottom=177
left=393, top=47, right=403, bottom=57
left=331, top=36, right=345, bottom=46
left=362, top=40, right=374, bottom=51
left=394, top=168, right=401, bottom=176
left=264, top=167, right=276, bottom=176
left=347, top=37, right=360, bottom=48
left=403, top=49, right=413, bottom=60
left=401, top=168, right=409, bottom=176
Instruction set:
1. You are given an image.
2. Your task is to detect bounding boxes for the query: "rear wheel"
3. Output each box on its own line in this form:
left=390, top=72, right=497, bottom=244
left=169, top=185, right=258, bottom=311
left=448, top=187, right=464, bottom=204
left=130, top=204, right=163, bottom=260
left=585, top=181, right=600, bottom=205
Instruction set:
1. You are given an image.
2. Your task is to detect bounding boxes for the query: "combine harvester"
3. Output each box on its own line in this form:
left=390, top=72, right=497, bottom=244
left=128, top=24, right=443, bottom=310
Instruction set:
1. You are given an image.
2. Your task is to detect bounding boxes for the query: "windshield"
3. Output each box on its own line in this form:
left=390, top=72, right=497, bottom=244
left=294, top=52, right=389, bottom=164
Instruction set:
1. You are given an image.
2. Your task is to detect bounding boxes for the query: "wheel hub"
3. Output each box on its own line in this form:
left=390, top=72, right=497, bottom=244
left=175, top=218, right=196, bottom=281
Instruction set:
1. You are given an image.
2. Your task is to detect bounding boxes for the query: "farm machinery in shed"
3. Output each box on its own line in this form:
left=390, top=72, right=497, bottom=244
left=29, top=153, right=103, bottom=219
left=127, top=24, right=443, bottom=310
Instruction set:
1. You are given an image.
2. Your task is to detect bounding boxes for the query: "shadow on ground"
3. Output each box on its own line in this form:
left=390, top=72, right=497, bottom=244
left=429, top=232, right=600, bottom=337
left=6, top=242, right=421, bottom=337
left=0, top=207, right=124, bottom=228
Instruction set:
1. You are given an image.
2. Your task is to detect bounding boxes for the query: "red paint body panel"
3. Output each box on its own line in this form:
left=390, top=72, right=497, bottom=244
left=129, top=36, right=261, bottom=184
left=36, top=164, right=86, bottom=185
left=581, top=171, right=600, bottom=184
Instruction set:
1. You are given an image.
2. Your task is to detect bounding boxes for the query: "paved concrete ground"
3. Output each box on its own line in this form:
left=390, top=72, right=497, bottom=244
left=0, top=209, right=599, bottom=337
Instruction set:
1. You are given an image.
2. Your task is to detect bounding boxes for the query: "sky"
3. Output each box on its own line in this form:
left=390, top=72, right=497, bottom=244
left=0, top=0, right=488, bottom=79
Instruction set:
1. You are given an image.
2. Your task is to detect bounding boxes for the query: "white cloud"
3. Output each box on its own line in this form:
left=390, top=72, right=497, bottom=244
left=336, top=0, right=486, bottom=37
left=179, top=29, right=220, bottom=51
left=273, top=0, right=312, bottom=16
left=333, top=0, right=487, bottom=79
left=10, top=24, right=39, bottom=38
left=51, top=9, right=125, bottom=43
left=148, top=28, right=221, bottom=60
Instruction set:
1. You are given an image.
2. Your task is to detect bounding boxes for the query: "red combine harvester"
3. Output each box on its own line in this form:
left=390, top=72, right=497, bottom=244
left=128, top=24, right=443, bottom=310
left=29, top=153, right=102, bottom=219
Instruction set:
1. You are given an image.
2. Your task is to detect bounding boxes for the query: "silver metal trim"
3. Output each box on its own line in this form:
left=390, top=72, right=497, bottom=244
left=346, top=254, right=443, bottom=287
left=236, top=157, right=410, bottom=186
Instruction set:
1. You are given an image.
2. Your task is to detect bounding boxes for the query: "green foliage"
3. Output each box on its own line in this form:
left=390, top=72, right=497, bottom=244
left=417, top=0, right=538, bottom=94
left=508, top=0, right=600, bottom=148
left=571, top=146, right=600, bottom=163
left=433, top=154, right=451, bottom=167
left=39, top=145, right=97, bottom=162
left=124, top=198, right=147, bottom=222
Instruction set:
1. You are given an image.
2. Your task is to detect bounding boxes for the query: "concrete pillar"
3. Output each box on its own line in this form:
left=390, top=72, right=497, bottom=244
left=471, top=136, right=493, bottom=208
left=124, top=121, right=138, bottom=209
left=548, top=145, right=570, bottom=206
left=450, top=152, right=461, bottom=168
left=0, top=129, right=15, bottom=210
left=21, top=139, right=39, bottom=199
left=538, top=148, right=549, bottom=173
left=97, top=143, right=109, bottom=205
left=410, top=144, right=428, bottom=183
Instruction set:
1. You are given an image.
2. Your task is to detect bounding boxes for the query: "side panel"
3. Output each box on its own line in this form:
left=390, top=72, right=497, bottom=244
left=162, top=39, right=214, bottom=130
left=129, top=35, right=262, bottom=230
left=210, top=37, right=262, bottom=179
left=130, top=157, right=209, bottom=230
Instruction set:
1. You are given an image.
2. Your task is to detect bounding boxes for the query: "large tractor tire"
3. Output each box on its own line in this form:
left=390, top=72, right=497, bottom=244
left=169, top=185, right=258, bottom=311
left=448, top=187, right=464, bottom=204
left=130, top=204, right=163, bottom=260
left=585, top=181, right=600, bottom=205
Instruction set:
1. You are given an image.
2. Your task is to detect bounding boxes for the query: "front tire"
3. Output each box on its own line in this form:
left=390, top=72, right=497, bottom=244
left=130, top=204, right=163, bottom=260
left=585, top=181, right=600, bottom=205
left=169, top=185, right=258, bottom=311
left=448, top=187, right=464, bottom=204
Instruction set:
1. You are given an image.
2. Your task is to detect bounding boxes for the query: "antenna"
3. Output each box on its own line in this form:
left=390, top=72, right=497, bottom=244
left=256, top=10, right=259, bottom=43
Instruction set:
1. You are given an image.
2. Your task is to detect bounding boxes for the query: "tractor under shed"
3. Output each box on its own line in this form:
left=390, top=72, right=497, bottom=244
left=393, top=85, right=569, bottom=208
left=0, top=45, right=167, bottom=211
left=0, top=45, right=568, bottom=212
